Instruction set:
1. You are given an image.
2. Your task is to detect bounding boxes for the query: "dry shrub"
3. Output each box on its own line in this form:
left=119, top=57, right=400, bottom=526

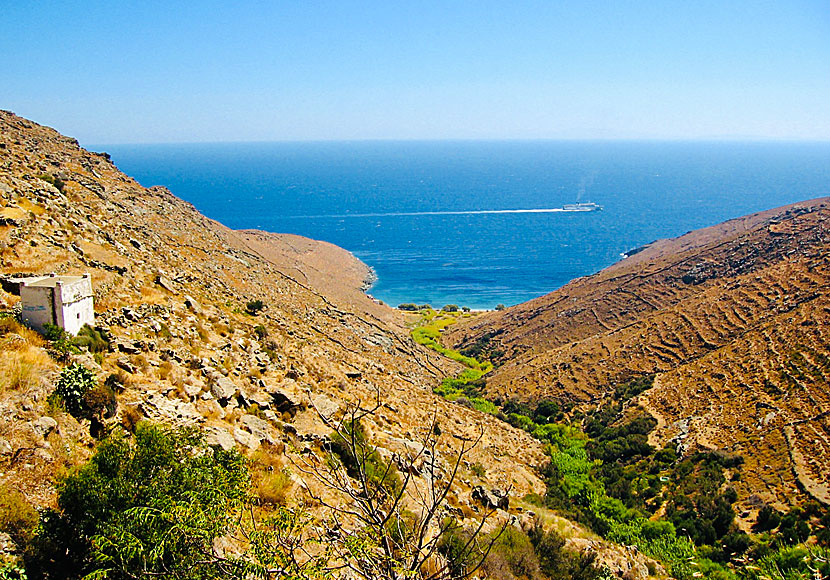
left=0, top=322, right=54, bottom=392
left=0, top=484, right=38, bottom=547
left=195, top=322, right=209, bottom=342
left=196, top=399, right=223, bottom=420
left=133, top=354, right=150, bottom=372
left=157, top=360, right=174, bottom=381
left=120, top=403, right=144, bottom=432
left=256, top=469, right=293, bottom=506
left=0, top=317, right=45, bottom=346
left=251, top=447, right=293, bottom=506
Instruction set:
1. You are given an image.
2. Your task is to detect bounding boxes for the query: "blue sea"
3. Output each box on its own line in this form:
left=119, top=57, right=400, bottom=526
left=99, top=141, right=830, bottom=309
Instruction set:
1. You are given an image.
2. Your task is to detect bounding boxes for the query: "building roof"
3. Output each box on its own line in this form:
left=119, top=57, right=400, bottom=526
left=21, top=274, right=90, bottom=288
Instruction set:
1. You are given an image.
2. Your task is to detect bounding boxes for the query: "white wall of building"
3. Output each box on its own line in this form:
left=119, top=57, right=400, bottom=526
left=20, top=285, right=55, bottom=334
left=20, top=274, right=95, bottom=336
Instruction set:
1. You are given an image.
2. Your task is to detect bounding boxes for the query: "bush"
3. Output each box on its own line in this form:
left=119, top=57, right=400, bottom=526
left=71, top=325, right=109, bottom=353
left=53, top=364, right=97, bottom=417
left=28, top=423, right=249, bottom=580
left=246, top=299, right=265, bottom=315
left=328, top=419, right=401, bottom=497
left=483, top=526, right=541, bottom=579
left=256, top=469, right=293, bottom=506
left=38, top=174, right=65, bottom=193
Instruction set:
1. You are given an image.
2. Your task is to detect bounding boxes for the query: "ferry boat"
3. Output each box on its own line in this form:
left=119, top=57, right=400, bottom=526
left=562, top=201, right=603, bottom=212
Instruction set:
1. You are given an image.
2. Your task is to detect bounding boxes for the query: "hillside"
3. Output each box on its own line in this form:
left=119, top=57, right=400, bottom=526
left=447, top=197, right=830, bottom=509
left=0, top=110, right=548, bottom=519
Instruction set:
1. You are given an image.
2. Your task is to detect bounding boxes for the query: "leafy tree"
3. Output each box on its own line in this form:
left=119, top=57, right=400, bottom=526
left=28, top=423, right=249, bottom=580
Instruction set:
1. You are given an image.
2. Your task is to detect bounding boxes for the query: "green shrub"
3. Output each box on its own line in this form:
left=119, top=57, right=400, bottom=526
left=53, top=363, right=97, bottom=417
left=41, top=324, right=78, bottom=360
left=38, top=174, right=65, bottom=193
left=483, top=526, right=541, bottom=579
left=71, top=325, right=109, bottom=353
left=246, top=299, right=265, bottom=315
left=28, top=423, right=249, bottom=580
left=470, top=462, right=486, bottom=478
left=329, top=420, right=401, bottom=497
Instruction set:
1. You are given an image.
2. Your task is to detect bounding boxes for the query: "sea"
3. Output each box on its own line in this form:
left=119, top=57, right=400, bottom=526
left=98, top=141, right=830, bottom=310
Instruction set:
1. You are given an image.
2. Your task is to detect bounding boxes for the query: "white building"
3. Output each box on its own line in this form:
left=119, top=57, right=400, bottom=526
left=20, top=273, right=95, bottom=335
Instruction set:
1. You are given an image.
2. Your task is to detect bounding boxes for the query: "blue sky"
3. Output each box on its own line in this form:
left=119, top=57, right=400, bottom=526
left=2, top=1, right=828, bottom=143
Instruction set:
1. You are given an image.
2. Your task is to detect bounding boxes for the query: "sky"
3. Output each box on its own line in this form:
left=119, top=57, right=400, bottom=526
left=2, top=1, right=829, bottom=144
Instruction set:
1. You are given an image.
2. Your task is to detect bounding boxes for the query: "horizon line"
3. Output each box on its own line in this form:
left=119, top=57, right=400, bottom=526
left=88, top=136, right=830, bottom=148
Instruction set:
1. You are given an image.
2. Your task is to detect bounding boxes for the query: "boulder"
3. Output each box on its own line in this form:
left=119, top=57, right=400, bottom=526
left=264, top=382, right=303, bottom=414
left=210, top=376, right=238, bottom=402
left=205, top=427, right=235, bottom=451
left=116, top=357, right=137, bottom=373
left=471, top=486, right=509, bottom=510
left=31, top=416, right=58, bottom=439
left=309, top=393, right=339, bottom=418
left=233, top=427, right=261, bottom=450
left=240, top=414, right=272, bottom=443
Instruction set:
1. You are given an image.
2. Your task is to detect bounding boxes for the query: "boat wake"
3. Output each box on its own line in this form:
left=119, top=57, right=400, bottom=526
left=288, top=206, right=600, bottom=219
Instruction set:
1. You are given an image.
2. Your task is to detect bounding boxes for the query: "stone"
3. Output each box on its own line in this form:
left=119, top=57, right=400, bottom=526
left=116, top=357, right=137, bottom=373
left=205, top=427, right=235, bottom=451
left=210, top=376, right=238, bottom=402
left=264, top=382, right=303, bottom=414
left=156, top=274, right=177, bottom=294
left=115, top=340, right=141, bottom=355
left=233, top=427, right=260, bottom=450
left=0, top=438, right=12, bottom=455
left=31, top=416, right=58, bottom=439
left=309, top=392, right=339, bottom=419
left=184, top=294, right=202, bottom=314
left=0, top=531, right=19, bottom=558
left=240, top=414, right=272, bottom=442
left=471, top=486, right=509, bottom=510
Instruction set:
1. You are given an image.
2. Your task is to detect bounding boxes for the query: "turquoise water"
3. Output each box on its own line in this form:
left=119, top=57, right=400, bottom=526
left=100, top=141, right=830, bottom=309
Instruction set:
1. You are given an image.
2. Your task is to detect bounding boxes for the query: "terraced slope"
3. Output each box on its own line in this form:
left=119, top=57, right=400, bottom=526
left=447, top=198, right=830, bottom=507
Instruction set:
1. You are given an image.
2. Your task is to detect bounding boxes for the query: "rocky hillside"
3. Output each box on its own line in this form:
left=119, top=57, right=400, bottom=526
left=0, top=110, right=547, bottom=516
left=447, top=198, right=830, bottom=509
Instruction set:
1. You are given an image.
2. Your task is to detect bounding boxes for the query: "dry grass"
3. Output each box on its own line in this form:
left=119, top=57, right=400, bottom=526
left=0, top=319, right=54, bottom=392
left=157, top=360, right=174, bottom=380
left=17, top=197, right=46, bottom=215
left=251, top=448, right=293, bottom=506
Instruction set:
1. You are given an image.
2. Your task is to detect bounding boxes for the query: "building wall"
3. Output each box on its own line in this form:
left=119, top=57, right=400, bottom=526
left=20, top=275, right=95, bottom=336
left=55, top=278, right=95, bottom=336
left=20, top=285, right=56, bottom=333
